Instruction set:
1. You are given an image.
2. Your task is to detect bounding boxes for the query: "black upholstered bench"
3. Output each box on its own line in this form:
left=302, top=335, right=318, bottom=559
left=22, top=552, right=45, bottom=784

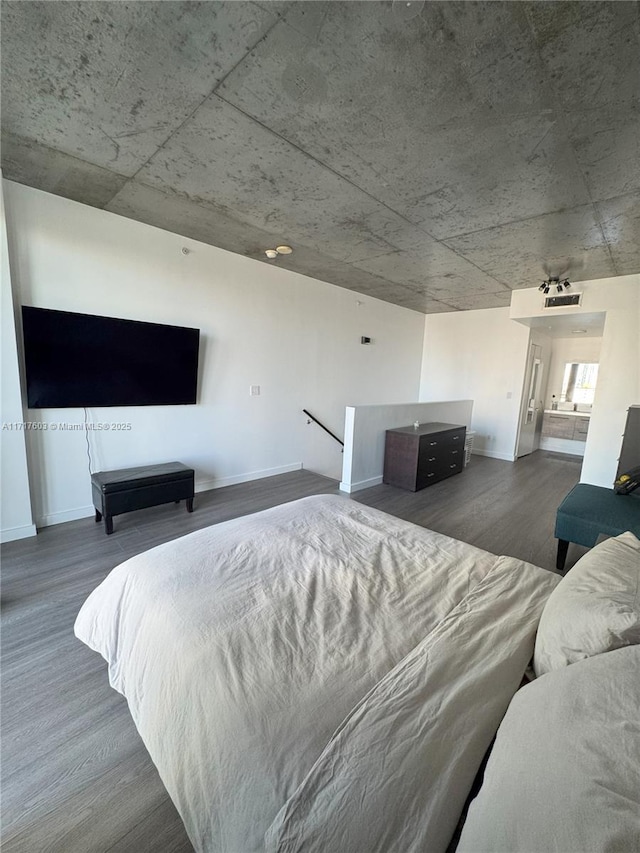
left=91, top=462, right=194, bottom=534
left=555, top=483, right=640, bottom=571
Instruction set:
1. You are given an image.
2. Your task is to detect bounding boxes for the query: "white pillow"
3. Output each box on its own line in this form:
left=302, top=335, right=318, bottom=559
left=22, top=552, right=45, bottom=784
left=534, top=531, right=640, bottom=677
left=457, top=646, right=640, bottom=853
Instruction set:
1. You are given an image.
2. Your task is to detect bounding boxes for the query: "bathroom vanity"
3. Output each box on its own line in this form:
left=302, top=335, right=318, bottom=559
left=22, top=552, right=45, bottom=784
left=540, top=410, right=590, bottom=456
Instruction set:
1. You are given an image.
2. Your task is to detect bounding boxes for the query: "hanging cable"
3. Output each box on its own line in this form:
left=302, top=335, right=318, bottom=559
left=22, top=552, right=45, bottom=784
left=84, top=407, right=93, bottom=474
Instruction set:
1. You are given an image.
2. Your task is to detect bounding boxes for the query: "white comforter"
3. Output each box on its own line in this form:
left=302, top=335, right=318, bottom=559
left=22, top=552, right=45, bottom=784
left=75, top=495, right=558, bottom=853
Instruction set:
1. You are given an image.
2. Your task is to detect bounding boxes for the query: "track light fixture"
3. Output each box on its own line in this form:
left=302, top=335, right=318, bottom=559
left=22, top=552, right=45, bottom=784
left=539, top=276, right=571, bottom=294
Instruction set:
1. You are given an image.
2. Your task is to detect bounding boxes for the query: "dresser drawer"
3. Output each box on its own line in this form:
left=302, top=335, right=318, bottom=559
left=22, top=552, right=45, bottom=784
left=417, top=453, right=448, bottom=485
left=446, top=428, right=466, bottom=447
left=417, top=456, right=464, bottom=489
left=445, top=446, right=463, bottom=464
left=446, top=457, right=464, bottom=476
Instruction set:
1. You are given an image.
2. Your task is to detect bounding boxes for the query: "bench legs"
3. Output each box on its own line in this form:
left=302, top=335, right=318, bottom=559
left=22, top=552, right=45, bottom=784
left=97, top=501, right=192, bottom=534
left=556, top=539, right=569, bottom=572
left=95, top=507, right=113, bottom=534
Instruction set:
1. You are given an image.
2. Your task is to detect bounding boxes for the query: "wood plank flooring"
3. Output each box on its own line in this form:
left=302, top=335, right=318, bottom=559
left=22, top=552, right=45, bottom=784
left=1, top=451, right=583, bottom=853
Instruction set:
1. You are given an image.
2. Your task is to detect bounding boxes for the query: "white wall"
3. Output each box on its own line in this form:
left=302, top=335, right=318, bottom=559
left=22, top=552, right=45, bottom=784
left=545, top=335, right=602, bottom=409
left=340, top=400, right=473, bottom=492
left=511, top=276, right=640, bottom=487
left=3, top=181, right=425, bottom=528
left=0, top=178, right=36, bottom=542
left=419, top=307, right=530, bottom=461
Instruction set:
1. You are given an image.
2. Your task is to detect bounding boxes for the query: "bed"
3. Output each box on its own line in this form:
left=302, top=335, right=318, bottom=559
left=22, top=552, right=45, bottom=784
left=74, top=494, right=559, bottom=853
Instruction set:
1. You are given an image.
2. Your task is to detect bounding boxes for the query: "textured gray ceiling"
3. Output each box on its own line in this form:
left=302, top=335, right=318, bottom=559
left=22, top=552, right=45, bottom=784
left=2, top=1, right=639, bottom=314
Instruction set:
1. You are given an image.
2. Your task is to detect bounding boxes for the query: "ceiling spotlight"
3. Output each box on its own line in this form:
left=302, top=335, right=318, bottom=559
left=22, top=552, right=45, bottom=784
left=265, top=249, right=278, bottom=259
left=276, top=245, right=293, bottom=255
left=540, top=275, right=571, bottom=294
left=392, top=0, right=425, bottom=20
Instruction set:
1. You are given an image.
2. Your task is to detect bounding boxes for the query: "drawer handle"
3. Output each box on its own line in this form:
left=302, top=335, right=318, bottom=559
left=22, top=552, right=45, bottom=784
left=452, top=436, right=460, bottom=441
left=451, top=450, right=459, bottom=455
left=429, top=441, right=437, bottom=446
left=427, top=473, right=435, bottom=478
left=449, top=464, right=457, bottom=469
left=428, top=456, right=436, bottom=461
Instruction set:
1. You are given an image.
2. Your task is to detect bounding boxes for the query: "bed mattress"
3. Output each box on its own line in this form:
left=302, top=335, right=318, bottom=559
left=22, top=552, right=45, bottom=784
left=75, top=494, right=558, bottom=853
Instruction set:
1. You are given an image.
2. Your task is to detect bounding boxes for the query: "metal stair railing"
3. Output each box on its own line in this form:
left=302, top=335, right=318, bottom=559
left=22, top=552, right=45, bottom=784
left=302, top=409, right=344, bottom=449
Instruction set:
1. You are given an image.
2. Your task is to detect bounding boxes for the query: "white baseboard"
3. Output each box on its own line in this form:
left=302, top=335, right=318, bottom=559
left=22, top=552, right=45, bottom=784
left=34, top=463, right=305, bottom=528
left=472, top=449, right=517, bottom=462
left=196, top=462, right=303, bottom=493
left=1, top=522, right=38, bottom=543
left=339, top=476, right=383, bottom=493
left=38, top=505, right=95, bottom=527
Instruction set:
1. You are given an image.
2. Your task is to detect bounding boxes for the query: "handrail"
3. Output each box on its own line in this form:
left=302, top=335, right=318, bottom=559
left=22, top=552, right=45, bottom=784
left=303, top=409, right=344, bottom=447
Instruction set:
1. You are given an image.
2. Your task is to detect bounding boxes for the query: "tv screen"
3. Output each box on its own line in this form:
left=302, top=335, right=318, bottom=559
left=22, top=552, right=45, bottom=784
left=21, top=306, right=200, bottom=408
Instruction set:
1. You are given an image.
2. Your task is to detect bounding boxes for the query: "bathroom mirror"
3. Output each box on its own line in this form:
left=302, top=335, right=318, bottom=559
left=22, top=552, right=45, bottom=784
left=561, top=362, right=599, bottom=404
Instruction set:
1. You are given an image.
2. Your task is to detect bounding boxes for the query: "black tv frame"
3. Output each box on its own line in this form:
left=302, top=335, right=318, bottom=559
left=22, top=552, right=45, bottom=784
left=21, top=306, right=200, bottom=409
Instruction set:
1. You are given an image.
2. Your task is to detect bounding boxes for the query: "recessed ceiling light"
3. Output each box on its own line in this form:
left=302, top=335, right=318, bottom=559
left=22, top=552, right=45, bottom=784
left=265, top=249, right=278, bottom=259
left=276, top=245, right=293, bottom=255
left=392, top=0, right=425, bottom=20
left=571, top=329, right=587, bottom=334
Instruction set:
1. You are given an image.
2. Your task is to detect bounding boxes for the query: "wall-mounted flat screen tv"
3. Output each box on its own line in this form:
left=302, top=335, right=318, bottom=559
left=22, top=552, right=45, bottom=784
left=21, top=306, right=200, bottom=408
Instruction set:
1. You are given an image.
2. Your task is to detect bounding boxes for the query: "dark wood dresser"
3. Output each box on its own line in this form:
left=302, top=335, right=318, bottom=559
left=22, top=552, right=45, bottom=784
left=383, top=422, right=466, bottom=491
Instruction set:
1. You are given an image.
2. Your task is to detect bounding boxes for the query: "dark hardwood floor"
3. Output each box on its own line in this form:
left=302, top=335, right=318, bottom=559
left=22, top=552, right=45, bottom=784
left=1, top=451, right=583, bottom=853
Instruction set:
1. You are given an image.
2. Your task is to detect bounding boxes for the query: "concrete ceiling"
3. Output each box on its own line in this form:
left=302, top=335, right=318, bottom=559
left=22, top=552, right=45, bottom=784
left=2, top=1, right=639, bottom=314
